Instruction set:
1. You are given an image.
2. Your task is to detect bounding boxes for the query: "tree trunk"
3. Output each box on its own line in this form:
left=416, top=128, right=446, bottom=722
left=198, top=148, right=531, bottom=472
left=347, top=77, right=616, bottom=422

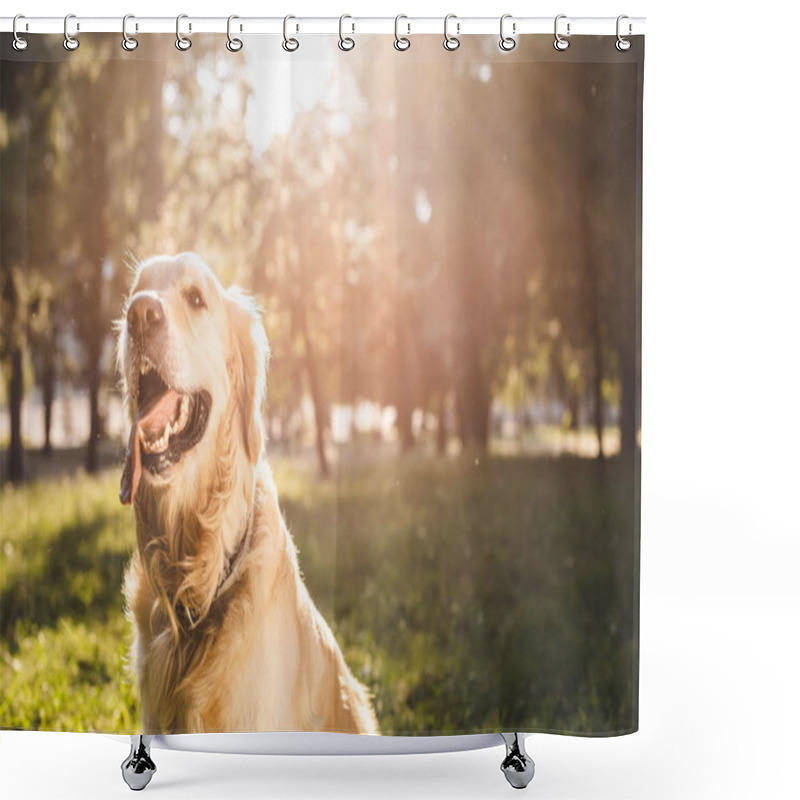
left=393, top=297, right=417, bottom=454
left=297, top=305, right=330, bottom=479
left=396, top=405, right=415, bottom=453
left=41, top=353, right=55, bottom=456
left=456, top=361, right=491, bottom=452
left=140, top=61, right=165, bottom=224
left=86, top=359, right=102, bottom=474
left=436, top=395, right=448, bottom=455
left=6, top=348, right=25, bottom=482
left=619, top=341, right=638, bottom=455
left=583, top=218, right=605, bottom=460
left=592, top=336, right=605, bottom=461
left=395, top=333, right=416, bottom=453
left=568, top=390, right=580, bottom=431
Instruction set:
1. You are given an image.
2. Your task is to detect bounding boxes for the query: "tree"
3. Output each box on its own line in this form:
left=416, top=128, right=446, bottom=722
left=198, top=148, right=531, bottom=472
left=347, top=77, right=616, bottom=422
left=1, top=50, right=61, bottom=480
left=56, top=40, right=167, bottom=472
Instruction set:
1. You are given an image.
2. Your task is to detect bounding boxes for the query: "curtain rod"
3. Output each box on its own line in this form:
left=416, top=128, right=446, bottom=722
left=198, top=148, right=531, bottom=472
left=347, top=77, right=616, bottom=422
left=1, top=16, right=646, bottom=37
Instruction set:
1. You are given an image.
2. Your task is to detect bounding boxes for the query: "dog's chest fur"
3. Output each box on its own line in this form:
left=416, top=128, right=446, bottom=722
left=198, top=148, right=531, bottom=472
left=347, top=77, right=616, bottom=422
left=125, top=465, right=378, bottom=735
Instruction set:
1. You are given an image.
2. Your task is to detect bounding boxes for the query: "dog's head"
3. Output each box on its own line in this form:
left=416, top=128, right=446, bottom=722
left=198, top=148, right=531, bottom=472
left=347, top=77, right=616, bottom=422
left=118, top=253, right=268, bottom=505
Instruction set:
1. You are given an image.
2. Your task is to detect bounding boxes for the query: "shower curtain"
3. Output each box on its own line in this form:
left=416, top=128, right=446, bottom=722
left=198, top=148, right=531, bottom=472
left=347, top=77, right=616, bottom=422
left=0, top=28, right=643, bottom=738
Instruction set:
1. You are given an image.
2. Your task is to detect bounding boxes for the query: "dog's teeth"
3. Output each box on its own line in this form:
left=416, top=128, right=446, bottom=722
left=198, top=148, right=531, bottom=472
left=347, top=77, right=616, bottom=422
left=171, top=396, right=189, bottom=435
left=137, top=398, right=186, bottom=458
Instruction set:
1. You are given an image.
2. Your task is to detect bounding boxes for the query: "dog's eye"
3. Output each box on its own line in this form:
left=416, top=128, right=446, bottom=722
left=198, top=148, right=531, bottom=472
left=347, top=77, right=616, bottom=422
left=184, top=287, right=206, bottom=310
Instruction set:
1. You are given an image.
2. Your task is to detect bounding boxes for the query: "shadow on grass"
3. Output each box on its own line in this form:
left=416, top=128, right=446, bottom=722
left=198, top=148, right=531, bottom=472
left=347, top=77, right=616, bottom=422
left=0, top=512, right=129, bottom=648
left=0, top=440, right=122, bottom=487
left=283, top=453, right=639, bottom=735
left=0, top=450, right=639, bottom=734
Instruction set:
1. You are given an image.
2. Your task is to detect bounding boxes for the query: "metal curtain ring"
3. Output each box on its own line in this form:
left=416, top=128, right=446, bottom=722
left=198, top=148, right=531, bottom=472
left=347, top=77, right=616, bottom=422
left=227, top=15, right=243, bottom=52
left=443, top=14, right=460, bottom=51
left=12, top=15, right=28, bottom=51
left=554, top=14, right=570, bottom=51
left=176, top=14, right=192, bottom=51
left=283, top=15, right=299, bottom=51
left=499, top=14, right=516, bottom=52
left=338, top=14, right=355, bottom=51
left=122, top=14, right=138, bottom=51
left=63, top=13, right=79, bottom=51
left=394, top=15, right=410, bottom=51
left=616, top=14, right=632, bottom=51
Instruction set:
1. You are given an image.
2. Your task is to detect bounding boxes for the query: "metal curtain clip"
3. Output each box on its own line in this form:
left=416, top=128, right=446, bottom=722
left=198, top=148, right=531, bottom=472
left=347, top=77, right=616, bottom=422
left=64, top=13, right=80, bottom=51
left=227, top=15, right=243, bottom=52
left=554, top=14, right=570, bottom=51
left=499, top=14, right=516, bottom=52
left=283, top=15, right=299, bottom=52
left=13, top=14, right=29, bottom=51
left=122, top=14, right=138, bottom=51
left=444, top=14, right=460, bottom=51
left=616, top=15, right=632, bottom=51
left=394, top=14, right=410, bottom=51
left=339, top=14, right=355, bottom=51
left=176, top=14, right=192, bottom=51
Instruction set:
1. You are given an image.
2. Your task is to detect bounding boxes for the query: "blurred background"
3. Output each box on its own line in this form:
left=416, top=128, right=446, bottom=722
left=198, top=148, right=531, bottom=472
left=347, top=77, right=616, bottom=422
left=1, top=34, right=641, bottom=735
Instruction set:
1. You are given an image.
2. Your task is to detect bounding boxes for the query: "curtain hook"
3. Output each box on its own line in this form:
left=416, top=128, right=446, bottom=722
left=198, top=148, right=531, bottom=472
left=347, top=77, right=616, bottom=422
left=12, top=14, right=29, bottom=51
left=616, top=14, right=632, bottom=51
left=394, top=15, right=410, bottom=51
left=443, top=14, right=460, bottom=51
left=227, top=15, right=243, bottom=52
left=122, top=14, right=139, bottom=51
left=63, top=13, right=80, bottom=51
left=499, top=14, right=516, bottom=52
left=283, top=15, right=299, bottom=51
left=176, top=14, right=192, bottom=51
left=554, top=14, right=570, bottom=51
left=338, top=14, right=355, bottom=51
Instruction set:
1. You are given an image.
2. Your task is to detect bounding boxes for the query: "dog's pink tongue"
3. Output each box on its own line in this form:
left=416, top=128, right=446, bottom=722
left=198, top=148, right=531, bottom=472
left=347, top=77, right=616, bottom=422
left=119, top=390, right=182, bottom=505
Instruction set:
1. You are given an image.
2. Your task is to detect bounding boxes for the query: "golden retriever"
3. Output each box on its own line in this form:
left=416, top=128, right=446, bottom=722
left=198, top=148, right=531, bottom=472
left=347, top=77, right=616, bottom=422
left=117, top=252, right=378, bottom=735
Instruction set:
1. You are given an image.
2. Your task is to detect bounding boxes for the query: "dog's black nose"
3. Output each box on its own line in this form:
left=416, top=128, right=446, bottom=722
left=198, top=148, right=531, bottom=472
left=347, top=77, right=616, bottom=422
left=127, top=294, right=165, bottom=342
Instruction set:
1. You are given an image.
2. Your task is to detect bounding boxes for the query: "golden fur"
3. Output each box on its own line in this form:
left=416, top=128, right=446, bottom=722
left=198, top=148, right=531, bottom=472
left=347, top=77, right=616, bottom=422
left=118, top=253, right=378, bottom=735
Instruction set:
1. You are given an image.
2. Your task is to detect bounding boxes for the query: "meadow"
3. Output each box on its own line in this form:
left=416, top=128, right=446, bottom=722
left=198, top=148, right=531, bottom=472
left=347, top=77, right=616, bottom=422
left=0, top=448, right=638, bottom=735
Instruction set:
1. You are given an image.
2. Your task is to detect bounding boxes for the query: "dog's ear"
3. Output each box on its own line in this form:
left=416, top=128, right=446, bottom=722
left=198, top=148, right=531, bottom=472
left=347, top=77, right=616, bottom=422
left=226, top=288, right=270, bottom=463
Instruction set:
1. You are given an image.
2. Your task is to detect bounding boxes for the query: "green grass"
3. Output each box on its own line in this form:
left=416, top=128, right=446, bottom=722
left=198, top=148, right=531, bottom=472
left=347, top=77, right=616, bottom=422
left=1, top=450, right=638, bottom=735
left=0, top=471, right=138, bottom=731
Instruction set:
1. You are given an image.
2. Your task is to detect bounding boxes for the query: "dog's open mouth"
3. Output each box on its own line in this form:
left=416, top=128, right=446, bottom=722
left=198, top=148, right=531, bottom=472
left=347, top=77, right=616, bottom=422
left=120, top=358, right=211, bottom=505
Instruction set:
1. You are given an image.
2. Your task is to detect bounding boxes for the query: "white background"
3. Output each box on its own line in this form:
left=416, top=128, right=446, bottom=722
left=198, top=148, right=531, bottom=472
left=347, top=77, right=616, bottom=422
left=2, top=1, right=799, bottom=798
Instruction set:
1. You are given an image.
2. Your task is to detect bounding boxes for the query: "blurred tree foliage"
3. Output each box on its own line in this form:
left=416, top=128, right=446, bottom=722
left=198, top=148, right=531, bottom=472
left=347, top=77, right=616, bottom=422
left=1, top=36, right=640, bottom=479
left=1, top=39, right=167, bottom=477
